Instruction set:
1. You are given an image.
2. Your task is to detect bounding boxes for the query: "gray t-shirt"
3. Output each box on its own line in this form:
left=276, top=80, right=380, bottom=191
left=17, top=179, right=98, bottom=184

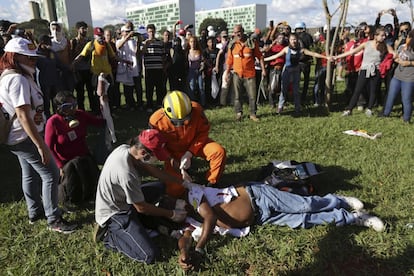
left=360, top=41, right=381, bottom=77
left=394, top=47, right=414, bottom=82
left=95, top=144, right=145, bottom=226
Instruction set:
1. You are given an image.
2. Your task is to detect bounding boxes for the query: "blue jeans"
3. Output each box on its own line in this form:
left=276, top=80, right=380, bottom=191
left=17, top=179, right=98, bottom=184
left=383, top=77, right=414, bottom=122
left=233, top=73, right=257, bottom=115
left=188, top=68, right=205, bottom=106
left=313, top=67, right=327, bottom=105
left=103, top=182, right=165, bottom=264
left=279, top=66, right=301, bottom=113
left=246, top=183, right=355, bottom=229
left=9, top=138, right=61, bottom=224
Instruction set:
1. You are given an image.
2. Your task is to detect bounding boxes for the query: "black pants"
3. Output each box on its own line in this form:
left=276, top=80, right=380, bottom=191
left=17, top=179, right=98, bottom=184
left=145, top=69, right=166, bottom=108
left=75, top=69, right=95, bottom=111
left=300, top=61, right=312, bottom=102
left=59, top=155, right=99, bottom=204
left=346, top=70, right=380, bottom=111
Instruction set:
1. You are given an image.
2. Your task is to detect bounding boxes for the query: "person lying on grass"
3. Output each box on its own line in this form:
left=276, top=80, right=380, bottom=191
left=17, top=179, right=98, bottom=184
left=157, top=181, right=385, bottom=271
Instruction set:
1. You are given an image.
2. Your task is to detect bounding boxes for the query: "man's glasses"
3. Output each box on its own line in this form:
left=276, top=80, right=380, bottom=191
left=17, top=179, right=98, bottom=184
left=142, top=146, right=154, bottom=161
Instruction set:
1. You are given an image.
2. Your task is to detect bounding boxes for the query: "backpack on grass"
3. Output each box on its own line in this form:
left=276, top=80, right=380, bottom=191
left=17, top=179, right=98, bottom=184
left=257, top=160, right=323, bottom=196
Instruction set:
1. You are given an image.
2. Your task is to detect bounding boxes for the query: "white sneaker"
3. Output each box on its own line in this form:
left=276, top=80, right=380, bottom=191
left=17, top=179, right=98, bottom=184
left=365, top=109, right=373, bottom=117
left=341, top=110, right=351, bottom=117
left=353, top=211, right=385, bottom=232
left=337, top=195, right=364, bottom=211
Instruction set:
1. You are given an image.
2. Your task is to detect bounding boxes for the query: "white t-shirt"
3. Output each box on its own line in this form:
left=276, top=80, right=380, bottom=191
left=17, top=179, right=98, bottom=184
left=116, top=38, right=139, bottom=77
left=95, top=144, right=145, bottom=226
left=0, top=71, right=45, bottom=145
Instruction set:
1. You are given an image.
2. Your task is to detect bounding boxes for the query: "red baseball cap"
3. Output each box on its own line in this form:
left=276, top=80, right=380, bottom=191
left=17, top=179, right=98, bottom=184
left=178, top=28, right=186, bottom=36
left=138, top=129, right=170, bottom=161
left=94, top=27, right=104, bottom=36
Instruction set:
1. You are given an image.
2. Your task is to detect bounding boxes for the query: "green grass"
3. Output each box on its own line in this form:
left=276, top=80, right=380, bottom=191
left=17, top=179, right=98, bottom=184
left=1, top=86, right=414, bottom=275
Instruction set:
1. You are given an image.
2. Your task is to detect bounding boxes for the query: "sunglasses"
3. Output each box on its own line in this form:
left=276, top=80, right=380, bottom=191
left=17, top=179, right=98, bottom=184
left=17, top=53, right=37, bottom=61
left=170, top=114, right=191, bottom=126
left=58, top=102, right=77, bottom=112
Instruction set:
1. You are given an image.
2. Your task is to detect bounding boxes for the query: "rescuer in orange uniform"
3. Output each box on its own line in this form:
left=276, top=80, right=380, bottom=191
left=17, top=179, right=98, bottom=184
left=149, top=91, right=226, bottom=197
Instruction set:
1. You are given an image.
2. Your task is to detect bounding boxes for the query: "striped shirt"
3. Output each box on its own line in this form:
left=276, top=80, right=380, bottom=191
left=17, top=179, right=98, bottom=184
left=143, top=39, right=165, bottom=70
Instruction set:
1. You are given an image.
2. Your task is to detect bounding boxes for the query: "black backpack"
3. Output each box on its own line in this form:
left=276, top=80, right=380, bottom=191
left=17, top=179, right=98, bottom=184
left=257, top=160, right=323, bottom=196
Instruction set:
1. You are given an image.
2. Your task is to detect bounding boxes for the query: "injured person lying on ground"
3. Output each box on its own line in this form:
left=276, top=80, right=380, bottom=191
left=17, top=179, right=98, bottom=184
left=156, top=181, right=385, bottom=271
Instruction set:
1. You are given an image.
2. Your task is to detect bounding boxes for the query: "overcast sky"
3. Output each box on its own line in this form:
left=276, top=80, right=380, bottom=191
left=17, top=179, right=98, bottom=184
left=0, top=0, right=412, bottom=29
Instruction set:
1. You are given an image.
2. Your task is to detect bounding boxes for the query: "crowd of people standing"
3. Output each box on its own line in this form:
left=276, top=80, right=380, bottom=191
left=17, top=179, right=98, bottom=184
left=2, top=10, right=413, bottom=122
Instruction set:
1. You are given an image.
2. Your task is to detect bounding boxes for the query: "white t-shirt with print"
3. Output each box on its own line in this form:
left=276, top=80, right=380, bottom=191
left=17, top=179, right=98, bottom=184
left=0, top=71, right=45, bottom=145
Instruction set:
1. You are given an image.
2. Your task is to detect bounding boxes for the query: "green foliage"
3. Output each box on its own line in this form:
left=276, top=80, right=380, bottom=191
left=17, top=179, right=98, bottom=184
left=17, top=19, right=50, bottom=41
left=1, top=81, right=414, bottom=274
left=199, top=18, right=227, bottom=35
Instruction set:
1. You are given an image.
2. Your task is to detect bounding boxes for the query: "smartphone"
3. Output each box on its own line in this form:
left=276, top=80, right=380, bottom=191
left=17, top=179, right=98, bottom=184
left=270, top=20, right=274, bottom=28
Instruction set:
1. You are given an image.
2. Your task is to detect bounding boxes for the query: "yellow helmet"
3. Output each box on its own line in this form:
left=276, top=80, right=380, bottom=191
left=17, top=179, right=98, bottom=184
left=163, top=91, right=192, bottom=125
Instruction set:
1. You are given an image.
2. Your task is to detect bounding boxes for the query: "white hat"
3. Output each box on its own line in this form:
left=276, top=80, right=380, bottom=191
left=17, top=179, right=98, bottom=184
left=137, top=25, right=146, bottom=35
left=121, top=25, right=131, bottom=32
left=4, top=37, right=39, bottom=57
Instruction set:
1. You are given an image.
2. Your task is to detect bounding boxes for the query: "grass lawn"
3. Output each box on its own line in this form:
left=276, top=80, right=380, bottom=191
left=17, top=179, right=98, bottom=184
left=1, top=83, right=414, bottom=275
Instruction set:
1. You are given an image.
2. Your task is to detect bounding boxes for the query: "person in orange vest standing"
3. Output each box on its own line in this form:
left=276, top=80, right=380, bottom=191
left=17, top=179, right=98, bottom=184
left=149, top=91, right=226, bottom=197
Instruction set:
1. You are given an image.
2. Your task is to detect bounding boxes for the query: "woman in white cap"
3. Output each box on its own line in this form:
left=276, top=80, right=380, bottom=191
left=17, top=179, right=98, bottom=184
left=0, top=37, right=77, bottom=233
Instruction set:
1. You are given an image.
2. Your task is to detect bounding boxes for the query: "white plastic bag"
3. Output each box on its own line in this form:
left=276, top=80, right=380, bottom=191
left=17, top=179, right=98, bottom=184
left=221, top=70, right=229, bottom=89
left=211, top=71, right=219, bottom=99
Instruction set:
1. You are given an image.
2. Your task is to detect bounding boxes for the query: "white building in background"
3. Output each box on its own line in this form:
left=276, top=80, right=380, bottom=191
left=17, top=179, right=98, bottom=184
left=30, top=0, right=92, bottom=31
left=195, top=4, right=267, bottom=33
left=54, top=0, right=92, bottom=30
left=126, top=0, right=195, bottom=34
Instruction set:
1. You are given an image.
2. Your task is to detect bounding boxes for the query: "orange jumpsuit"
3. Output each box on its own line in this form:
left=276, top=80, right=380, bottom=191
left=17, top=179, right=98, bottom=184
left=149, top=102, right=226, bottom=197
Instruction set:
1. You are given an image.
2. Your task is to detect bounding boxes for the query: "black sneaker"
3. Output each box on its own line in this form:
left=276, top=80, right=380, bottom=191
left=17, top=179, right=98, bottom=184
left=93, top=223, right=108, bottom=243
left=47, top=218, right=78, bottom=234
left=29, top=213, right=45, bottom=225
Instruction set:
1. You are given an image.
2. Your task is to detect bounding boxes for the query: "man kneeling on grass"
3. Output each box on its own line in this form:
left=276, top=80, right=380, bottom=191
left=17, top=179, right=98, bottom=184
left=159, top=181, right=385, bottom=271
left=94, top=129, right=190, bottom=264
left=94, top=129, right=217, bottom=264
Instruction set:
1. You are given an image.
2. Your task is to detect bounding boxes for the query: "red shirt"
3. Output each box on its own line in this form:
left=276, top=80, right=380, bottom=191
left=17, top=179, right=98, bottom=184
left=268, top=44, right=286, bottom=67
left=345, top=38, right=367, bottom=72
left=45, top=110, right=105, bottom=168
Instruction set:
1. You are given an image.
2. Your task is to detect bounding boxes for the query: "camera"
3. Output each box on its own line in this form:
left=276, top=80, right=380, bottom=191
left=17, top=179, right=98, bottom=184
left=14, top=28, right=25, bottom=37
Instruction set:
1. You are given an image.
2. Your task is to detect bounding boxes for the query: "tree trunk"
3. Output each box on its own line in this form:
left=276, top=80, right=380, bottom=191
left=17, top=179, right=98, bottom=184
left=322, top=0, right=349, bottom=111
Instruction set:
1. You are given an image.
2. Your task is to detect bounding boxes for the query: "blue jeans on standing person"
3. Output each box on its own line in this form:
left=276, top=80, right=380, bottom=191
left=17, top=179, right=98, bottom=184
left=313, top=67, right=327, bottom=105
left=279, top=66, right=301, bottom=113
left=245, top=183, right=356, bottom=229
left=382, top=77, right=414, bottom=122
left=188, top=68, right=205, bottom=106
left=103, top=182, right=165, bottom=264
left=233, top=73, right=257, bottom=115
left=8, top=138, right=61, bottom=224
